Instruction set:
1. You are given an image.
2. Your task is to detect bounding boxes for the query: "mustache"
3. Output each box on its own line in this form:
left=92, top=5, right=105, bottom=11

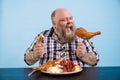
left=66, top=23, right=74, bottom=28
left=66, top=23, right=75, bottom=31
left=66, top=23, right=74, bottom=27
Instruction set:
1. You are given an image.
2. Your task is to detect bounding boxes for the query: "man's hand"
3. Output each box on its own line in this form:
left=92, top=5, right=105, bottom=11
left=33, top=43, right=45, bottom=58
left=76, top=42, right=98, bottom=66
left=76, top=42, right=86, bottom=58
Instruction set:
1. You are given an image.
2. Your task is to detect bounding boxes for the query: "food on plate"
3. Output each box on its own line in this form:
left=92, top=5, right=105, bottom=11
left=60, top=59, right=75, bottom=72
left=32, top=58, right=82, bottom=73
left=75, top=27, right=101, bottom=40
left=33, top=58, right=62, bottom=71
left=74, top=65, right=81, bottom=71
left=46, top=64, right=63, bottom=73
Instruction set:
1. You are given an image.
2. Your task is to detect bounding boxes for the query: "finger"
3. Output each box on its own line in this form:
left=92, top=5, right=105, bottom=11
left=35, top=46, right=42, bottom=49
left=36, top=44, right=43, bottom=47
left=78, top=43, right=83, bottom=48
left=78, top=42, right=83, bottom=46
left=35, top=44, right=44, bottom=50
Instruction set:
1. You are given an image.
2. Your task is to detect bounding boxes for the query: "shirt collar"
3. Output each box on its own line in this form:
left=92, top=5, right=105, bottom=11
left=44, top=27, right=59, bottom=41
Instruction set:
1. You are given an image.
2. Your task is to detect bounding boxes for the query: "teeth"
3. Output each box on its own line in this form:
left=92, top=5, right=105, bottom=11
left=68, top=24, right=73, bottom=27
left=67, top=24, right=73, bottom=30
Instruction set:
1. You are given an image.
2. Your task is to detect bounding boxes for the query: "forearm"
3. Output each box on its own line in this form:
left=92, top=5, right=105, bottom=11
left=24, top=51, right=40, bottom=65
left=77, top=52, right=99, bottom=66
left=24, top=34, right=40, bottom=65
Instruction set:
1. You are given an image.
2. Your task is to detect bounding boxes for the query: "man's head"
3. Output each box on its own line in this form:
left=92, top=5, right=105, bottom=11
left=51, top=8, right=76, bottom=43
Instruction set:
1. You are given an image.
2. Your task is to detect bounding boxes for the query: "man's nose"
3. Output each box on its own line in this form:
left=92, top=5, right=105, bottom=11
left=67, top=19, right=71, bottom=24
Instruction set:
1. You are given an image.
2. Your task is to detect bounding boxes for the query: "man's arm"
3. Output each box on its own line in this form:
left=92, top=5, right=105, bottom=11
left=24, top=35, right=40, bottom=65
left=78, top=52, right=98, bottom=66
left=24, top=51, right=40, bottom=65
left=76, top=40, right=99, bottom=66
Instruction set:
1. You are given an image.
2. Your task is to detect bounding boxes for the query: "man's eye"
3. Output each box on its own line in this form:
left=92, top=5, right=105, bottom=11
left=60, top=19, right=66, bottom=21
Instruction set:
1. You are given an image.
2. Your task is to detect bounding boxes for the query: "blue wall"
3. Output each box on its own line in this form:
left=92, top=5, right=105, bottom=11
left=0, top=0, right=120, bottom=68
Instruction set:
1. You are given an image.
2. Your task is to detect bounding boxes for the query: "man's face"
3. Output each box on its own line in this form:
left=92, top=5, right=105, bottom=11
left=53, top=9, right=76, bottom=43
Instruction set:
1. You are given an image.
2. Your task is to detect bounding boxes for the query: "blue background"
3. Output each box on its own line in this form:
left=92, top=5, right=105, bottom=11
left=0, top=0, right=120, bottom=68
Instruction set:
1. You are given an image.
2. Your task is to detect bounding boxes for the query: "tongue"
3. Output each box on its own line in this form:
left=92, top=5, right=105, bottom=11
left=67, top=28, right=71, bottom=32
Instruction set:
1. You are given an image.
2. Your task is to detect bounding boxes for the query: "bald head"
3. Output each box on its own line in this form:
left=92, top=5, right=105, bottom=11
left=51, top=8, right=72, bottom=21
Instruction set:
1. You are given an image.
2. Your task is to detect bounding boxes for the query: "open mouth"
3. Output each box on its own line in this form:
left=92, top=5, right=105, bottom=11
left=67, top=23, right=73, bottom=27
left=66, top=24, right=73, bottom=32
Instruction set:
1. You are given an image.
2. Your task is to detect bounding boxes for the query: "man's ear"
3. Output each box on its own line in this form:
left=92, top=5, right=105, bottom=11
left=52, top=20, right=56, bottom=30
left=52, top=20, right=55, bottom=26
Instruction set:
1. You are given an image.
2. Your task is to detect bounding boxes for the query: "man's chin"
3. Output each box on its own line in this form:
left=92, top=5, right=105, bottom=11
left=65, top=34, right=75, bottom=42
left=66, top=32, right=73, bottom=36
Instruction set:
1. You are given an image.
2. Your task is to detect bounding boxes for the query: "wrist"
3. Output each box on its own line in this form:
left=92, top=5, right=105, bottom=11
left=36, top=53, right=44, bottom=58
left=78, top=52, right=98, bottom=66
left=79, top=52, right=86, bottom=59
left=33, top=50, right=44, bottom=58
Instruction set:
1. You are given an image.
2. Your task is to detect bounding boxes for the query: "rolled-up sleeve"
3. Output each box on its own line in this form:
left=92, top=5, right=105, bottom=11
left=24, top=35, right=40, bottom=65
left=82, top=40, right=99, bottom=61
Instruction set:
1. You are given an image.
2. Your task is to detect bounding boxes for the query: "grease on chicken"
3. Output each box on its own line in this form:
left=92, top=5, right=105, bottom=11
left=75, top=27, right=101, bottom=40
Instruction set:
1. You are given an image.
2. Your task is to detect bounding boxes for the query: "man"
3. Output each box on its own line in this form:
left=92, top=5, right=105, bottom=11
left=24, top=8, right=99, bottom=67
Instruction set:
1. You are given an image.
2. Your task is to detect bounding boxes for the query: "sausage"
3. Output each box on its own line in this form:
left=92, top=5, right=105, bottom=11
left=61, top=59, right=75, bottom=72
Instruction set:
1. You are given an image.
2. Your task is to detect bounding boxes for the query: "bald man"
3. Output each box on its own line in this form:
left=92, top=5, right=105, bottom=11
left=24, top=8, right=99, bottom=67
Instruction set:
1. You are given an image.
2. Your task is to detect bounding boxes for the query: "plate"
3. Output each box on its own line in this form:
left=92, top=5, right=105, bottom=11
left=41, top=68, right=83, bottom=75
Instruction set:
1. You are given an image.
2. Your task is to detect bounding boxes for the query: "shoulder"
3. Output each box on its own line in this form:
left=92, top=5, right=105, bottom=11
left=75, top=37, right=84, bottom=43
left=75, top=37, right=93, bottom=45
left=38, top=27, right=54, bottom=37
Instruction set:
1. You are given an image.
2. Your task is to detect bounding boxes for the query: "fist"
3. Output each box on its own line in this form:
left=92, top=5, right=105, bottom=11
left=33, top=43, right=45, bottom=58
left=76, top=42, right=86, bottom=58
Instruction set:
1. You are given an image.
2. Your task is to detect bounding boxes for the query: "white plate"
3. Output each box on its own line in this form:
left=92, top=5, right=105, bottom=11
left=41, top=68, right=83, bottom=75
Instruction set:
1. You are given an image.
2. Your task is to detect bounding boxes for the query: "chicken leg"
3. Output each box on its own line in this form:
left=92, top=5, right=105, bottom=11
left=75, top=27, right=101, bottom=40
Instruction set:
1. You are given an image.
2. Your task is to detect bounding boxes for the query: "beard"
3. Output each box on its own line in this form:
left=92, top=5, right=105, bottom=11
left=55, top=23, right=76, bottom=43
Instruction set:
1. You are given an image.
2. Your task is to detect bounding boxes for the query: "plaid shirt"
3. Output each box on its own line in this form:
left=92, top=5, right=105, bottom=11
left=24, top=27, right=99, bottom=67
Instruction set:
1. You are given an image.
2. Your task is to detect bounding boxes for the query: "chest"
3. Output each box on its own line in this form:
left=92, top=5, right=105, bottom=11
left=43, top=37, right=82, bottom=53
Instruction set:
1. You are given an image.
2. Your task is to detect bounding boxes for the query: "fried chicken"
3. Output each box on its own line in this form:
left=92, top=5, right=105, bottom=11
left=33, top=58, right=62, bottom=71
left=37, top=34, right=44, bottom=44
left=75, top=27, right=101, bottom=40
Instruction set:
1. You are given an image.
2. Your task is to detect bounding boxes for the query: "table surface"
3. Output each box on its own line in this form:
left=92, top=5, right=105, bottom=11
left=0, top=67, right=120, bottom=80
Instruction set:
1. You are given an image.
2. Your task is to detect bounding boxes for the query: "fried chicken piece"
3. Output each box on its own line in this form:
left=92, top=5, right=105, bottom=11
left=33, top=58, right=62, bottom=71
left=37, top=34, right=44, bottom=44
left=75, top=27, right=101, bottom=40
